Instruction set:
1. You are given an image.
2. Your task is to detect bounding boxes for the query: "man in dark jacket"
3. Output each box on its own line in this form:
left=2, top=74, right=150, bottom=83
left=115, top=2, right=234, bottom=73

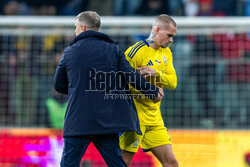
left=54, top=11, right=163, bottom=167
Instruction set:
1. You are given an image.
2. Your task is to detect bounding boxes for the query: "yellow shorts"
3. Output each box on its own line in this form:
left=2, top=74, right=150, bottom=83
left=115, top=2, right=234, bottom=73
left=119, top=125, right=172, bottom=153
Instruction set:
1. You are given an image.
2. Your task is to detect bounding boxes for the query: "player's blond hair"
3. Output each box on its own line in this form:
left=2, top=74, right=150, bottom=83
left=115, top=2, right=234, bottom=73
left=153, top=14, right=176, bottom=29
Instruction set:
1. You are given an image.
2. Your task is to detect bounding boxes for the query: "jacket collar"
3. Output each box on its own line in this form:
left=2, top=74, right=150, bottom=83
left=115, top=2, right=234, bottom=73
left=70, top=30, right=115, bottom=46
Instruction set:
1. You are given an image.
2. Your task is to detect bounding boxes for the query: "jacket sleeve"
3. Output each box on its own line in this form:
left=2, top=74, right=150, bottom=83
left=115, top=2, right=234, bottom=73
left=54, top=51, right=68, bottom=94
left=156, top=57, right=177, bottom=90
left=117, top=48, right=159, bottom=99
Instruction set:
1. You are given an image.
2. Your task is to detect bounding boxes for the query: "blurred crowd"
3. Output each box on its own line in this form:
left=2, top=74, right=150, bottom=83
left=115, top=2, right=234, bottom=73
left=0, top=0, right=250, bottom=129
left=0, top=34, right=71, bottom=127
left=0, top=0, right=250, bottom=16
left=0, top=32, right=250, bottom=129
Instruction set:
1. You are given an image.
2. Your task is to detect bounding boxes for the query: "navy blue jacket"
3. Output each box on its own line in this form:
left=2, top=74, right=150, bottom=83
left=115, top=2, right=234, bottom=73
left=54, top=30, right=159, bottom=137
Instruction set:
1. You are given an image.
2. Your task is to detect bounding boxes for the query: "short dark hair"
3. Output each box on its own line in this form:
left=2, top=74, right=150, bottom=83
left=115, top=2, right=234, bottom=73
left=76, top=11, right=101, bottom=31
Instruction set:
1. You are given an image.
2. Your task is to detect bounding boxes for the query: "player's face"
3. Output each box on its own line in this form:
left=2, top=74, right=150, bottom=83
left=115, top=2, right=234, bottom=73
left=75, top=19, right=85, bottom=36
left=156, top=23, right=176, bottom=48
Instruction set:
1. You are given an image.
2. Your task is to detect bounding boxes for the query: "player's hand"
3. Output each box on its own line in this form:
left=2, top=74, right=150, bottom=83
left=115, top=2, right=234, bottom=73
left=153, top=87, right=164, bottom=103
left=137, top=67, right=156, bottom=78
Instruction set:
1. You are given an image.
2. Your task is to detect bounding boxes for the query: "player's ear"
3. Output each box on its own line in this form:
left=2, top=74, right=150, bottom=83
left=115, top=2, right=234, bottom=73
left=154, top=26, right=160, bottom=35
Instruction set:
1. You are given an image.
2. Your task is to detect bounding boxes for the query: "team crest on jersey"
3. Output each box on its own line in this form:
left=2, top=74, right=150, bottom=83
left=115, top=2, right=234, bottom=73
left=163, top=56, right=167, bottom=64
left=155, top=60, right=161, bottom=65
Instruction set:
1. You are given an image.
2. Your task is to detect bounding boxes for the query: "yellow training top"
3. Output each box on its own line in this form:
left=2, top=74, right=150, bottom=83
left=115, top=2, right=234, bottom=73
left=125, top=40, right=177, bottom=126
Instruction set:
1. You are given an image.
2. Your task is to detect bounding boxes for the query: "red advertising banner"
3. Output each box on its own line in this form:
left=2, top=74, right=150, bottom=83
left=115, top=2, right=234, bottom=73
left=0, top=129, right=250, bottom=167
left=0, top=129, right=157, bottom=167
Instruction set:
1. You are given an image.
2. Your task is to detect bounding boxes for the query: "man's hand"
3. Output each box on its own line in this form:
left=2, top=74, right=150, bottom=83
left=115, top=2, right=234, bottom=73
left=153, top=87, right=164, bottom=103
left=137, top=67, right=156, bottom=78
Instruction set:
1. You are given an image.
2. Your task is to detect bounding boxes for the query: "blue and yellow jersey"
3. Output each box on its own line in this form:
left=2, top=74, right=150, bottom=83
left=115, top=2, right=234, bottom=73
left=125, top=40, right=177, bottom=126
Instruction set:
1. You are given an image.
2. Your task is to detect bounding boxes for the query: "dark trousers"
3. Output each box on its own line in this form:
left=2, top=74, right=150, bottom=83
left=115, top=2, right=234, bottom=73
left=60, top=134, right=127, bottom=167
